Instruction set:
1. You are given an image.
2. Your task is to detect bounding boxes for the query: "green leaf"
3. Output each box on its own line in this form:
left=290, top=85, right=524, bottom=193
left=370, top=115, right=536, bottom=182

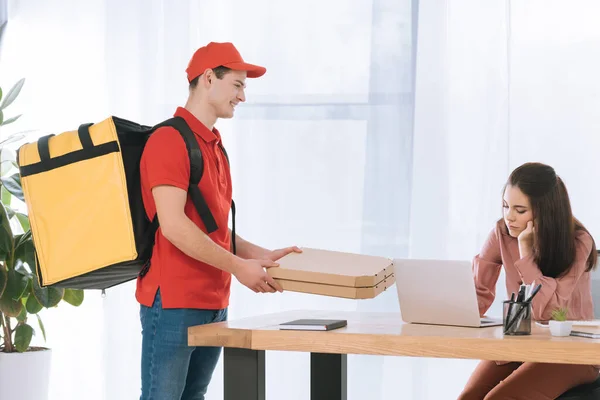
left=35, top=314, right=46, bottom=342
left=63, top=289, right=84, bottom=307
left=0, top=132, right=26, bottom=147
left=1, top=114, right=21, bottom=126
left=0, top=78, right=25, bottom=110
left=14, top=260, right=31, bottom=278
left=4, top=205, right=15, bottom=219
left=16, top=303, right=27, bottom=322
left=14, top=230, right=31, bottom=248
left=0, top=202, right=14, bottom=261
left=0, top=86, right=3, bottom=103
left=32, top=275, right=63, bottom=308
left=14, top=323, right=33, bottom=352
left=14, top=231, right=34, bottom=271
left=0, top=267, right=6, bottom=298
left=5, top=268, right=29, bottom=301
left=0, top=110, right=3, bottom=125
left=15, top=213, right=29, bottom=231
left=1, top=173, right=23, bottom=202
left=25, top=289, right=42, bottom=314
left=1, top=186, right=11, bottom=206
left=0, top=160, right=18, bottom=176
left=0, top=289, right=22, bottom=317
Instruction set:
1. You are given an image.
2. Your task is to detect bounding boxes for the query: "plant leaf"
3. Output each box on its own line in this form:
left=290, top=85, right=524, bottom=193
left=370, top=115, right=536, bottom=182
left=14, top=231, right=34, bottom=271
left=31, top=275, right=63, bottom=308
left=1, top=114, right=21, bottom=126
left=16, top=303, right=27, bottom=322
left=1, top=186, right=11, bottom=206
left=0, top=289, right=22, bottom=317
left=15, top=213, right=29, bottom=231
left=35, top=314, right=46, bottom=342
left=0, top=267, right=6, bottom=298
left=0, top=160, right=18, bottom=176
left=0, top=86, right=3, bottom=103
left=14, top=230, right=31, bottom=248
left=63, top=289, right=84, bottom=307
left=0, top=78, right=25, bottom=111
left=25, top=289, right=42, bottom=314
left=14, top=260, right=31, bottom=278
left=5, top=268, right=29, bottom=301
left=0, top=202, right=14, bottom=261
left=14, top=323, right=33, bottom=352
left=4, top=205, right=15, bottom=219
left=0, top=147, right=15, bottom=162
left=0, top=132, right=26, bottom=147
left=1, top=173, right=23, bottom=202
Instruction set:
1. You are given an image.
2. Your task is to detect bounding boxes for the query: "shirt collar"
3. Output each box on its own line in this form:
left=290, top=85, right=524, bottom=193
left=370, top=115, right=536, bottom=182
left=174, top=107, right=221, bottom=143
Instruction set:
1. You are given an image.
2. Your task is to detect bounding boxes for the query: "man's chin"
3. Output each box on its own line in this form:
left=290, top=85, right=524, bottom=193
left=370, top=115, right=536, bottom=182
left=217, top=111, right=234, bottom=119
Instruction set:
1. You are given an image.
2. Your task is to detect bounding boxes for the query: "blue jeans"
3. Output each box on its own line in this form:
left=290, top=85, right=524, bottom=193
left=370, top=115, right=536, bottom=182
left=140, top=289, right=227, bottom=400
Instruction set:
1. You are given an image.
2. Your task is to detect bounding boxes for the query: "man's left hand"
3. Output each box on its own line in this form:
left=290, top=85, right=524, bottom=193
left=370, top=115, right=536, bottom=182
left=266, top=246, right=302, bottom=262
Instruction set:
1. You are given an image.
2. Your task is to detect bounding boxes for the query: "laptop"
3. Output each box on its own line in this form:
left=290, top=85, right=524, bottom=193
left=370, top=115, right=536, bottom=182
left=394, top=258, right=502, bottom=328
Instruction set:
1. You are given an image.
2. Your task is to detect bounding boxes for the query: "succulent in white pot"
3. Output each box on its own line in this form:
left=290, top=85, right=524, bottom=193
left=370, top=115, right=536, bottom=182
left=549, top=307, right=572, bottom=337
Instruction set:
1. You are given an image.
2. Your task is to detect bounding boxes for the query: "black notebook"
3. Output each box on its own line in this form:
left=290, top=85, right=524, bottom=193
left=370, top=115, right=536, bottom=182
left=278, top=319, right=347, bottom=331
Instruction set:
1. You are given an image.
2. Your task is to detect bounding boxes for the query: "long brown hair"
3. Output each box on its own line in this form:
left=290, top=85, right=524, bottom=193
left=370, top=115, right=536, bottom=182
left=505, top=162, right=597, bottom=278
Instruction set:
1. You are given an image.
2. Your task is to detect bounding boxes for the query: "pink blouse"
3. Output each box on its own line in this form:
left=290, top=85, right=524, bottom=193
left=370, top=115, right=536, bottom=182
left=473, top=220, right=595, bottom=322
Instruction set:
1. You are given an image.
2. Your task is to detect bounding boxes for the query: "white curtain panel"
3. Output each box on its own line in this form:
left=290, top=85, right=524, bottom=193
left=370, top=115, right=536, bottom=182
left=1, top=0, right=599, bottom=399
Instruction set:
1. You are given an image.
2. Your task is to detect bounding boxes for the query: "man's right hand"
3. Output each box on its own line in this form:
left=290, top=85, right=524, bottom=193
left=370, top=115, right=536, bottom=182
left=232, top=258, right=284, bottom=293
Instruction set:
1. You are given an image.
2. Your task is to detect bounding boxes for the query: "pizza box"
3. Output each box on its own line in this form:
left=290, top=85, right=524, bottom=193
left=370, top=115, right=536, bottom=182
left=276, top=274, right=395, bottom=299
left=268, top=247, right=395, bottom=299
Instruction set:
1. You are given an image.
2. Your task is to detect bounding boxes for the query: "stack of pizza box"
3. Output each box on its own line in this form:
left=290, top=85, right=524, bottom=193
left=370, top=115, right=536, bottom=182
left=268, top=247, right=395, bottom=299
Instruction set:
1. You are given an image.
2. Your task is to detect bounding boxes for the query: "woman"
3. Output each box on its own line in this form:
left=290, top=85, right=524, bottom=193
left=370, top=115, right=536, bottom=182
left=458, top=162, right=599, bottom=400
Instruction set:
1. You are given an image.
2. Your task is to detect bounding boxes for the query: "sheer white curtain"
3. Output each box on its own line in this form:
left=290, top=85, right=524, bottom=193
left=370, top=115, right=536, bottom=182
left=1, top=0, right=600, bottom=399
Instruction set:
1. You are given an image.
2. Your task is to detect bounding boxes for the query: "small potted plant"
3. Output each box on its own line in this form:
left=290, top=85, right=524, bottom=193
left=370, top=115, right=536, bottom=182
left=549, top=307, right=572, bottom=337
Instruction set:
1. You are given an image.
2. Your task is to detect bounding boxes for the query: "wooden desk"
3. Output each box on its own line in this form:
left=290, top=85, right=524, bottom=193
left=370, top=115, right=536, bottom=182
left=188, top=310, right=600, bottom=400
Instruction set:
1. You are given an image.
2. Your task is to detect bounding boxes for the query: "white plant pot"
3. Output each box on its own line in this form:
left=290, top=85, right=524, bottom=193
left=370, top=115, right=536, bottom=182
left=549, top=320, right=573, bottom=337
left=0, top=348, right=52, bottom=400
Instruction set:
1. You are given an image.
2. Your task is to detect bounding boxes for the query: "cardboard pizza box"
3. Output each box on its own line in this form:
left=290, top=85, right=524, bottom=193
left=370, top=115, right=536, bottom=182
left=276, top=274, right=396, bottom=299
left=268, top=247, right=395, bottom=299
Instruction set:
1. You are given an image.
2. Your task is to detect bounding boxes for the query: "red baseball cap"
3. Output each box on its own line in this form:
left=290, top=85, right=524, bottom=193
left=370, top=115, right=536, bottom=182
left=186, top=42, right=266, bottom=82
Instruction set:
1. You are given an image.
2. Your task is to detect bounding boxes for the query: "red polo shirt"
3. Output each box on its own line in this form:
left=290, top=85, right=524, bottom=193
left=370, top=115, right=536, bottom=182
left=136, top=107, right=233, bottom=310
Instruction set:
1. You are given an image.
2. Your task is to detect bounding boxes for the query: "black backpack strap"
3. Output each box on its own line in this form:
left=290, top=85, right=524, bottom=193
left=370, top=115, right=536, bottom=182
left=219, top=143, right=230, bottom=164
left=156, top=117, right=219, bottom=234
left=230, top=200, right=236, bottom=255
left=148, top=117, right=237, bottom=255
left=218, top=143, right=236, bottom=255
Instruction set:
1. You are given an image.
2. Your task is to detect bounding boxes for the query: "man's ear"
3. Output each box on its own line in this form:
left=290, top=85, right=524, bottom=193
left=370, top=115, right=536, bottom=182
left=202, top=68, right=214, bottom=86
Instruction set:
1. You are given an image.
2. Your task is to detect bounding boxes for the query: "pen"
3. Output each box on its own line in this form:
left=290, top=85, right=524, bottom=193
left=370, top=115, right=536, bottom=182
left=504, top=292, right=517, bottom=331
left=570, top=330, right=600, bottom=339
left=525, top=283, right=542, bottom=302
left=516, top=284, right=526, bottom=302
left=514, top=283, right=540, bottom=330
left=527, top=280, right=535, bottom=298
left=504, top=283, right=543, bottom=334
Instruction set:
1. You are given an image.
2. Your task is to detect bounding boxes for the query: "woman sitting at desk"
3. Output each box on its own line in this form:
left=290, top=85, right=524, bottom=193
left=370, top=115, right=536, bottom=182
left=458, top=162, right=599, bottom=400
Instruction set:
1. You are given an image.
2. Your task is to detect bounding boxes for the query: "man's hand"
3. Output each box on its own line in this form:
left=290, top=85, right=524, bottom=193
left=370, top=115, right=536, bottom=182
left=518, top=220, right=534, bottom=259
left=266, top=246, right=303, bottom=261
left=232, top=258, right=284, bottom=293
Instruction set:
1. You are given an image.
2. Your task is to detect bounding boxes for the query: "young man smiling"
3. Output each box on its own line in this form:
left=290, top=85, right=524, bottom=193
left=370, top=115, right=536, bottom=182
left=137, top=41, right=301, bottom=400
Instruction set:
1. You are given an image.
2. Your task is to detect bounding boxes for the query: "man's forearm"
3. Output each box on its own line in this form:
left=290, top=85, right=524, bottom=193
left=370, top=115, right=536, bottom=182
left=162, top=217, right=239, bottom=274
left=232, top=231, right=270, bottom=260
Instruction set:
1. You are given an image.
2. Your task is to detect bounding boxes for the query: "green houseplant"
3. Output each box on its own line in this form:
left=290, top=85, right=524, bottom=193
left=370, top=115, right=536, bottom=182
left=550, top=307, right=568, bottom=322
left=0, top=78, right=85, bottom=400
left=549, top=306, right=572, bottom=337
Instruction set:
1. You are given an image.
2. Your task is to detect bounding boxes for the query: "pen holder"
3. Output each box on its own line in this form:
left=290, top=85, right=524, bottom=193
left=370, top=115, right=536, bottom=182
left=503, top=300, right=532, bottom=335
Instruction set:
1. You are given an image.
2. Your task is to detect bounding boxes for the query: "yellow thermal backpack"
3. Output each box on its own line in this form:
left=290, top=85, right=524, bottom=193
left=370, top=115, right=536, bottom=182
left=17, top=116, right=235, bottom=290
